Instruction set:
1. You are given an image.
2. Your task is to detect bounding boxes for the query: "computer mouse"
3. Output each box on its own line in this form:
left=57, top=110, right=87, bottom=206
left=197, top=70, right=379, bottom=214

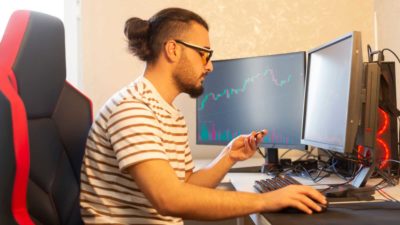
left=316, top=202, right=328, bottom=213
left=279, top=203, right=328, bottom=214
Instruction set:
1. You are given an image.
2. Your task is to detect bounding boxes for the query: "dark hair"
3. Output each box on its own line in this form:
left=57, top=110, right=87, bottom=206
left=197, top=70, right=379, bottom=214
left=124, top=8, right=209, bottom=62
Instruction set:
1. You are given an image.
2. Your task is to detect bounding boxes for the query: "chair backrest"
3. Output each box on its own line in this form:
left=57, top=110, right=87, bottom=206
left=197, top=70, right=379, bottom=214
left=0, top=10, right=92, bottom=225
left=0, top=68, right=21, bottom=225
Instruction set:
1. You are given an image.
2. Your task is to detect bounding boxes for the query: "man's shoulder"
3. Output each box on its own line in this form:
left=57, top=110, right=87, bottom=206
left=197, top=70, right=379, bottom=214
left=98, top=84, right=152, bottom=117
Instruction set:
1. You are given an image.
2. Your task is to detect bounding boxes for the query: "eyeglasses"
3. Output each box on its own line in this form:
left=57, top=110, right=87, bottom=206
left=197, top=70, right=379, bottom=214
left=175, top=40, right=213, bottom=65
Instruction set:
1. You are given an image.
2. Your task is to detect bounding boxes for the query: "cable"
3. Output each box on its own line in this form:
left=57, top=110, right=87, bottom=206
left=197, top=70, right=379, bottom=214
left=382, top=48, right=400, bottom=64
left=367, top=44, right=385, bottom=63
left=279, top=148, right=293, bottom=159
left=383, top=159, right=400, bottom=165
left=377, top=189, right=399, bottom=202
left=293, top=147, right=318, bottom=162
left=256, top=147, right=265, bottom=158
left=367, top=44, right=373, bottom=62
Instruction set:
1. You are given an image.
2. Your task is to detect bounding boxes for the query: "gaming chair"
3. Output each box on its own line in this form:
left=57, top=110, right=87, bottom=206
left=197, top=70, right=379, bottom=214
left=0, top=10, right=92, bottom=225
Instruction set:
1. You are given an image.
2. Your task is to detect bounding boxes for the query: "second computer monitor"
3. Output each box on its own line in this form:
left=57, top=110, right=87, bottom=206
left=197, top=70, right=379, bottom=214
left=301, top=31, right=363, bottom=154
left=196, top=52, right=306, bottom=149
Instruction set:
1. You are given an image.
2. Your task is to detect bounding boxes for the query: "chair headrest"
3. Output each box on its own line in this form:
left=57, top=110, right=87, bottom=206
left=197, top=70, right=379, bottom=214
left=1, top=10, right=66, bottom=118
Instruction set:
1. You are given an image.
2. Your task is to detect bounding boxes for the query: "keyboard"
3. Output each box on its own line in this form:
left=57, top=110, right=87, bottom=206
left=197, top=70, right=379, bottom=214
left=254, top=175, right=302, bottom=193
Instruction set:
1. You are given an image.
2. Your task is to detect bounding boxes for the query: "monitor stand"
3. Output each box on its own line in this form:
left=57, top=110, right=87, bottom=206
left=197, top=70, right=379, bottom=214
left=261, top=148, right=281, bottom=175
left=228, top=148, right=280, bottom=173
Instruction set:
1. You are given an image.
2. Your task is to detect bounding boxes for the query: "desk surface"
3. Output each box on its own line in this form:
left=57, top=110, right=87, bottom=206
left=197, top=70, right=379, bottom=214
left=228, top=172, right=400, bottom=225
left=194, top=159, right=400, bottom=225
left=194, top=157, right=266, bottom=183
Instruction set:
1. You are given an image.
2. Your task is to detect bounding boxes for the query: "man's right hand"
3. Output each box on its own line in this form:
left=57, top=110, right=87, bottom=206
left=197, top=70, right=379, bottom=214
left=260, top=185, right=327, bottom=214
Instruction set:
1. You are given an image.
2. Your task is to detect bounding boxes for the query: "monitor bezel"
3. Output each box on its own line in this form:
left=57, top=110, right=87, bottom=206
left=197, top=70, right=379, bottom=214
left=196, top=51, right=307, bottom=150
left=301, top=31, right=363, bottom=154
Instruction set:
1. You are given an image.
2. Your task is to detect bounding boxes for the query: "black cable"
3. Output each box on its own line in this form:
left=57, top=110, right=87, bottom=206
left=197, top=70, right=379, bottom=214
left=377, top=189, right=399, bottom=202
left=367, top=44, right=385, bottom=63
left=293, top=147, right=318, bottom=162
left=310, top=165, right=332, bottom=183
left=382, top=48, right=400, bottom=64
left=377, top=159, right=400, bottom=186
left=288, top=158, right=334, bottom=184
left=256, top=147, right=265, bottom=158
left=279, top=148, right=293, bottom=159
left=367, top=44, right=373, bottom=62
left=326, top=165, right=365, bottom=188
left=323, top=151, right=367, bottom=182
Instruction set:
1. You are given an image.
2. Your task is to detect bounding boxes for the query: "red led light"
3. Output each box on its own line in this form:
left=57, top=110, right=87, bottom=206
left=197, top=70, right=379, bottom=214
left=358, top=108, right=390, bottom=169
left=377, top=108, right=389, bottom=136
left=376, top=108, right=390, bottom=169
left=376, top=139, right=390, bottom=169
left=357, top=145, right=371, bottom=161
left=357, top=145, right=364, bottom=159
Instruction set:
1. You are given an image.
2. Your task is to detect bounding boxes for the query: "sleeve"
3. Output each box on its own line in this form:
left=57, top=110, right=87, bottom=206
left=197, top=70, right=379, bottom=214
left=107, top=100, right=168, bottom=172
left=184, top=140, right=195, bottom=172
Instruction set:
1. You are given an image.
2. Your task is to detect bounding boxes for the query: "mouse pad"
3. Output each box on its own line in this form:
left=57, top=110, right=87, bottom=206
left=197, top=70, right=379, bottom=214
left=261, top=201, right=400, bottom=225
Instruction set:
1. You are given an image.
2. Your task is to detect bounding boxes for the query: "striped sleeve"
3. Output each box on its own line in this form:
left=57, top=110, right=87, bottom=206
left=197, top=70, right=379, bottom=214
left=107, top=100, right=168, bottom=172
left=184, top=144, right=194, bottom=171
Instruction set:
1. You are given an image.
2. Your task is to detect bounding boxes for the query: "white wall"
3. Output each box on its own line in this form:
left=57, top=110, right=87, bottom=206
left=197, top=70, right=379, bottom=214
left=81, top=0, right=375, bottom=158
left=0, top=0, right=82, bottom=88
left=375, top=0, right=400, bottom=107
left=64, top=0, right=81, bottom=87
left=0, top=0, right=64, bottom=39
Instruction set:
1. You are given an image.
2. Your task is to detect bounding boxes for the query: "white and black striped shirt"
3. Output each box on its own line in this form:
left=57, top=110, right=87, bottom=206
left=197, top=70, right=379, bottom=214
left=80, top=76, right=194, bottom=224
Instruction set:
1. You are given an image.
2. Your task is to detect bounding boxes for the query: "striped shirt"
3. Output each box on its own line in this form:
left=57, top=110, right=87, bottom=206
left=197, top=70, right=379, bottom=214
left=80, top=76, right=194, bottom=224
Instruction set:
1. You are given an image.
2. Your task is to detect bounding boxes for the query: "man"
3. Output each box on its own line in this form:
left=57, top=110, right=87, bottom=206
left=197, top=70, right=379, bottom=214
left=80, top=7, right=326, bottom=224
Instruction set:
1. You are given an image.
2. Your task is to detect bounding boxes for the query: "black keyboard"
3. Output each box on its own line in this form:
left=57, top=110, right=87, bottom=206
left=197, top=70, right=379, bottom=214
left=254, top=175, right=302, bottom=193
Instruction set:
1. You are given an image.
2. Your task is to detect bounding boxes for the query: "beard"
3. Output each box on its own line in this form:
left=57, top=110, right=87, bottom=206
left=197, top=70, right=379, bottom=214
left=173, top=53, right=205, bottom=98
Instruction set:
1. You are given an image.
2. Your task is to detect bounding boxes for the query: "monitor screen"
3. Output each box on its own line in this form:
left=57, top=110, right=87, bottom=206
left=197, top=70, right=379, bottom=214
left=196, top=52, right=306, bottom=149
left=301, top=32, right=363, bottom=153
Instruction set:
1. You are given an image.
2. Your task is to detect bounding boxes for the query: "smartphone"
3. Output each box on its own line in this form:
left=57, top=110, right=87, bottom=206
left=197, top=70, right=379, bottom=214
left=255, top=130, right=266, bottom=137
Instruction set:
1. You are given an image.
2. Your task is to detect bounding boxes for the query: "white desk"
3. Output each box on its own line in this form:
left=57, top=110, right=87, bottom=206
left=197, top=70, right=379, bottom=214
left=229, top=173, right=271, bottom=225
left=194, top=157, right=266, bottom=183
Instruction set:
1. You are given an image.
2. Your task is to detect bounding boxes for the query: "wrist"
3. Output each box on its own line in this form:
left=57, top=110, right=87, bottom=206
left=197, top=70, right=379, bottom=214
left=254, top=193, right=269, bottom=212
left=221, top=146, right=237, bottom=166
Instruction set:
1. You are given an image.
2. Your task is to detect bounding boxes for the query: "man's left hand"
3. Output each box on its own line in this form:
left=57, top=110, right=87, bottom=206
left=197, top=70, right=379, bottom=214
left=226, top=129, right=267, bottom=162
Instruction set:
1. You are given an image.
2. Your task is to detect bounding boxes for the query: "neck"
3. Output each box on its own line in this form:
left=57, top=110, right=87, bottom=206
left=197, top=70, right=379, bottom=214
left=143, top=63, right=180, bottom=105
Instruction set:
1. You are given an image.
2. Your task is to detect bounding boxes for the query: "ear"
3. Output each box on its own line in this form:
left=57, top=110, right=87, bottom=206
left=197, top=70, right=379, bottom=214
left=164, top=40, right=180, bottom=63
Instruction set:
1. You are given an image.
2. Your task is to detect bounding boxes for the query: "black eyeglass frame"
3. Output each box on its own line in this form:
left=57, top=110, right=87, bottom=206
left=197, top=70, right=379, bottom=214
left=175, top=39, right=213, bottom=65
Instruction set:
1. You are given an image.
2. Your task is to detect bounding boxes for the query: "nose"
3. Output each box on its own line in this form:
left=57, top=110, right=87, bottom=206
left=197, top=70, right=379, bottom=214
left=205, top=60, right=213, bottom=72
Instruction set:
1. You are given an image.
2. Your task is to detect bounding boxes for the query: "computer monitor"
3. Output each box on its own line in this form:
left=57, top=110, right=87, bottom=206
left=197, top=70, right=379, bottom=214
left=196, top=52, right=306, bottom=150
left=301, top=31, right=363, bottom=154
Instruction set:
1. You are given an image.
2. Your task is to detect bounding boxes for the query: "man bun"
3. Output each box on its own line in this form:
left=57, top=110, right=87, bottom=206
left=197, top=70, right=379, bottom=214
left=124, top=17, right=152, bottom=61
left=124, top=8, right=209, bottom=63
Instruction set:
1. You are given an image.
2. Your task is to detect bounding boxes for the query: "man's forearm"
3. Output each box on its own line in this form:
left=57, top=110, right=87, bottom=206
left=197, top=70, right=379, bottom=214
left=163, top=182, right=265, bottom=220
left=187, top=148, right=235, bottom=188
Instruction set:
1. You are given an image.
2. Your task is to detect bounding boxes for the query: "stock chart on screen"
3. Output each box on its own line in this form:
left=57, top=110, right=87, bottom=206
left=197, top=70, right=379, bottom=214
left=196, top=52, right=306, bottom=149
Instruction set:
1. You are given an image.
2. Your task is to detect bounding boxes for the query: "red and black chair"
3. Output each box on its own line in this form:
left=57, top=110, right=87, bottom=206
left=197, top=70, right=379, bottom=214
left=0, top=10, right=92, bottom=224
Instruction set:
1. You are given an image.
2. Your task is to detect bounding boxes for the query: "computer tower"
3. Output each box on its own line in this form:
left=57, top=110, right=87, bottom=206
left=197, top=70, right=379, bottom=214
left=358, top=62, right=399, bottom=174
left=377, top=62, right=399, bottom=173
